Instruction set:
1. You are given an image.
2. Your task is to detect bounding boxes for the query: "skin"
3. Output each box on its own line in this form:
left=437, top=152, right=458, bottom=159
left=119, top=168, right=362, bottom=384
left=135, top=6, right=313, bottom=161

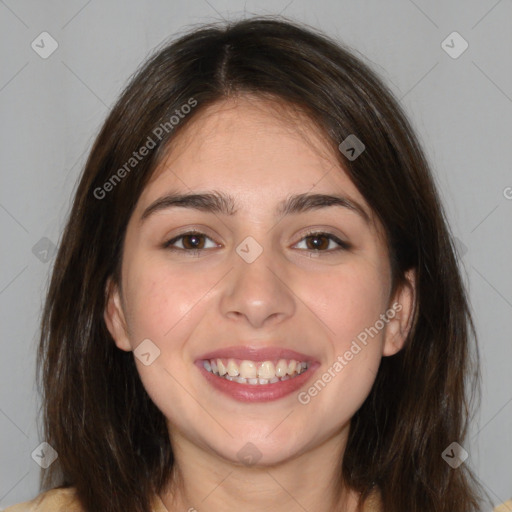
left=104, top=96, right=415, bottom=512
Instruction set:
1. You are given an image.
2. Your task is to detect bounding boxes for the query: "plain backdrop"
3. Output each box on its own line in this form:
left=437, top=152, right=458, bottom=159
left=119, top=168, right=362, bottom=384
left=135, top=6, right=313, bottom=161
left=1, top=0, right=511, bottom=509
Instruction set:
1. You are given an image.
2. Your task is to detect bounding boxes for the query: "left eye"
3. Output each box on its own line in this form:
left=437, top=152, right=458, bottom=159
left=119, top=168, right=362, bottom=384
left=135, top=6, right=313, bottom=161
left=294, top=232, right=349, bottom=252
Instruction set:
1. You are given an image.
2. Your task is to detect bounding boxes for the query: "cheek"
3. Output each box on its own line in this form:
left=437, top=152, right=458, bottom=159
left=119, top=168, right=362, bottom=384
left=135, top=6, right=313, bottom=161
left=309, top=260, right=390, bottom=347
left=121, top=259, right=210, bottom=423
left=122, top=256, right=211, bottom=342
left=299, top=263, right=388, bottom=422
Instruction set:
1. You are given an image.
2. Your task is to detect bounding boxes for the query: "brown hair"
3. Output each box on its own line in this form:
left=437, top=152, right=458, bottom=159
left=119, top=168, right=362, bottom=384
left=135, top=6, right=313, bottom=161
left=37, top=16, right=490, bottom=512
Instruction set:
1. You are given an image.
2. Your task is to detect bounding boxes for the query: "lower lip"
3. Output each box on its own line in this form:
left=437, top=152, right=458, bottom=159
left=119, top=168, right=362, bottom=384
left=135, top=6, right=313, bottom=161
left=195, top=361, right=320, bottom=402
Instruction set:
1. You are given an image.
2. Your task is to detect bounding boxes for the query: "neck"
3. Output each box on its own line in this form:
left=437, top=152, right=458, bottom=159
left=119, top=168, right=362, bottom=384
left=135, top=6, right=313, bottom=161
left=159, top=425, right=360, bottom=512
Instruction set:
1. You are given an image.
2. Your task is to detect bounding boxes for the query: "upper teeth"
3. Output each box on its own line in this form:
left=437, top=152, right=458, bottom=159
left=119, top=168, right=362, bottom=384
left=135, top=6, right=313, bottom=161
left=203, top=358, right=308, bottom=382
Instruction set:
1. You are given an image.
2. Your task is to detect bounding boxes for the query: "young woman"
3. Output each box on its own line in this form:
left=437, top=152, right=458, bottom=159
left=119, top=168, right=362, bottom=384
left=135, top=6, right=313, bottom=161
left=5, top=16, right=506, bottom=512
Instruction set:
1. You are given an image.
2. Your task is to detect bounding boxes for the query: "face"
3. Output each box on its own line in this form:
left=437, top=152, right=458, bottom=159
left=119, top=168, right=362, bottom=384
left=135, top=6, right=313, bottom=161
left=105, top=96, right=415, bottom=467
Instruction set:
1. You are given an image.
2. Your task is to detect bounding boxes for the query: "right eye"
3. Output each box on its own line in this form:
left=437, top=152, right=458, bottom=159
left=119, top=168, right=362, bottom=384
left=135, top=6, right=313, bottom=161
left=163, top=231, right=220, bottom=254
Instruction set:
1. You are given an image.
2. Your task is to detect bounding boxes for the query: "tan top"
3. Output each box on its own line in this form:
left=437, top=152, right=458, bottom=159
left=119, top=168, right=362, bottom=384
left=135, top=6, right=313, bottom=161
left=2, top=488, right=168, bottom=512
left=494, top=501, right=512, bottom=512
left=3, top=486, right=380, bottom=511
left=3, top=486, right=511, bottom=511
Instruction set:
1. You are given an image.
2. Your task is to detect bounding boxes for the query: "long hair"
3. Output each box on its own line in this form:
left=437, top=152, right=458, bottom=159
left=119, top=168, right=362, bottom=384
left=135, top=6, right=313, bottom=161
left=37, top=16, right=489, bottom=512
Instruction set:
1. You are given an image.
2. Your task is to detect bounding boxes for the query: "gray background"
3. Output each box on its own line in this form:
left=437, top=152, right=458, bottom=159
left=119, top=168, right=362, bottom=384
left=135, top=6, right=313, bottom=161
left=1, top=0, right=511, bottom=509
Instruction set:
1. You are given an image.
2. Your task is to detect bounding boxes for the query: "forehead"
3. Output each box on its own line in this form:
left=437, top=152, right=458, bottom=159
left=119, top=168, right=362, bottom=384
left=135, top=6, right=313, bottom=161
left=153, top=97, right=337, bottom=177
left=136, top=96, right=379, bottom=233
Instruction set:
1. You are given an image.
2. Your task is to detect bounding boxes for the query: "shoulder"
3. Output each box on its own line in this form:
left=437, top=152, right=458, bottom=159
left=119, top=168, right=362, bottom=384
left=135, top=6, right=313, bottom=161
left=4, top=487, right=510, bottom=511
left=494, top=499, right=512, bottom=512
left=2, top=488, right=168, bottom=512
left=362, top=487, right=512, bottom=512
left=363, top=487, right=382, bottom=511
left=2, top=487, right=83, bottom=512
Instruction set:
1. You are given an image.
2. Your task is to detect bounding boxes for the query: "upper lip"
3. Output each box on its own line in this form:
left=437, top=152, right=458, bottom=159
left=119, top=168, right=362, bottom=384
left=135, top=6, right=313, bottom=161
left=197, top=345, right=318, bottom=363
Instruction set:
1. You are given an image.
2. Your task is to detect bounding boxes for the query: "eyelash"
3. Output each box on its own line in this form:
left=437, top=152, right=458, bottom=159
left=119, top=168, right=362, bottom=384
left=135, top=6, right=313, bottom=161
left=162, top=230, right=350, bottom=256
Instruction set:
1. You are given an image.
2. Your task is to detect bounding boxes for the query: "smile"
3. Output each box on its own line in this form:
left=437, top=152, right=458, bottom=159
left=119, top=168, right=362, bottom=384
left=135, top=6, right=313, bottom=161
left=202, top=358, right=309, bottom=385
left=195, top=346, right=320, bottom=402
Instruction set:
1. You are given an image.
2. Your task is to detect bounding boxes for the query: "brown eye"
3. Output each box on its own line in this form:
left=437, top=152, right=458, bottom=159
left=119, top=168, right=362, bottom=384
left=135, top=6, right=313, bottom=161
left=164, top=232, right=218, bottom=252
left=305, top=233, right=330, bottom=251
left=294, top=231, right=350, bottom=253
left=181, top=233, right=206, bottom=250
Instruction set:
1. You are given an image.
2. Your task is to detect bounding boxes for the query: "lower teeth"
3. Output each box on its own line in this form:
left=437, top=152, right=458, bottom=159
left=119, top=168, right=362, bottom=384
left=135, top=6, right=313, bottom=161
left=212, top=371, right=303, bottom=385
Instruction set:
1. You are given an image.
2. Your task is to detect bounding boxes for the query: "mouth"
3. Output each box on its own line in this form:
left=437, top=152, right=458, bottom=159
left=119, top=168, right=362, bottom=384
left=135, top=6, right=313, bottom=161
left=195, top=346, right=320, bottom=402
left=201, top=357, right=309, bottom=384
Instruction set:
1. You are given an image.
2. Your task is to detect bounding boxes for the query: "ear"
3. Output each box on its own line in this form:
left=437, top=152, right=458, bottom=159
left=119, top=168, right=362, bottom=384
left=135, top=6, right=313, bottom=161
left=104, top=277, right=132, bottom=352
left=382, top=269, right=416, bottom=357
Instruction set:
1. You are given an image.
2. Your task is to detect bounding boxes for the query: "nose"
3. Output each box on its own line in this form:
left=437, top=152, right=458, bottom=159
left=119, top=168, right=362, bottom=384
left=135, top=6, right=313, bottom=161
left=219, top=240, right=296, bottom=329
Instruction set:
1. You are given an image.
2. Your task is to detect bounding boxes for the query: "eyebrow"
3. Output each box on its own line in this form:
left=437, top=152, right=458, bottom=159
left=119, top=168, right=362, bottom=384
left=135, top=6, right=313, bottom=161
left=139, top=190, right=370, bottom=224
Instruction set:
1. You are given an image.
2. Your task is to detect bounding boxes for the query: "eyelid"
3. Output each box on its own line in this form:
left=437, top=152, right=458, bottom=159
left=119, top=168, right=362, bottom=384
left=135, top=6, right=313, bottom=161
left=162, top=229, right=220, bottom=250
